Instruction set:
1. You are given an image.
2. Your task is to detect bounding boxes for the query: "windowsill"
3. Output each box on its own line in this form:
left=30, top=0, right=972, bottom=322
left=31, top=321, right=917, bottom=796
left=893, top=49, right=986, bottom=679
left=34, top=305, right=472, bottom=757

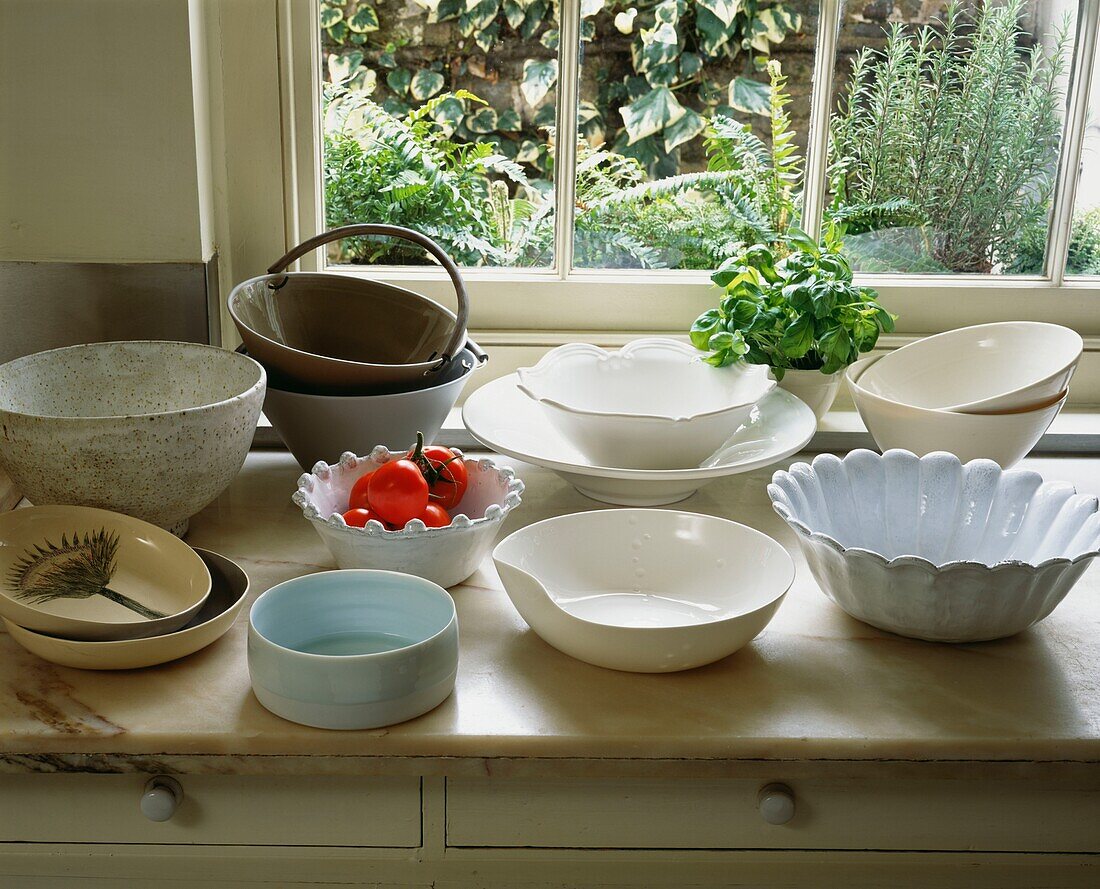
left=253, top=407, right=1100, bottom=456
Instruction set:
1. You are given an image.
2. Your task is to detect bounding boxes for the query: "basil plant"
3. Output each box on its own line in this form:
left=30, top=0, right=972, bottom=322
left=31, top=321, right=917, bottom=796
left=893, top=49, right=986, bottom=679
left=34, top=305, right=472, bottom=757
left=690, top=227, right=896, bottom=379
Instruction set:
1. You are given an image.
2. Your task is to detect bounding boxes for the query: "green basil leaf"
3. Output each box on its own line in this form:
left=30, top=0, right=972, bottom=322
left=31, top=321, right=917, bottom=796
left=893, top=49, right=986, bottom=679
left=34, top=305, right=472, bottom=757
left=779, top=313, right=814, bottom=359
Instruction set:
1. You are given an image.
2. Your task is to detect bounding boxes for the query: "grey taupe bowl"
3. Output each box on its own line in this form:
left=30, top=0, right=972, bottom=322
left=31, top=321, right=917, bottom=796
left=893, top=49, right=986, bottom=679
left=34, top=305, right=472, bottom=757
left=260, top=344, right=485, bottom=470
left=0, top=341, right=266, bottom=536
left=228, top=224, right=470, bottom=395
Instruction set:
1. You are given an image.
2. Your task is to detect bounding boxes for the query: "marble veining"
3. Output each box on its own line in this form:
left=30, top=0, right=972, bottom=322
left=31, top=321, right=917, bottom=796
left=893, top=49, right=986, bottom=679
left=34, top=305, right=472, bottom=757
left=0, top=450, right=1097, bottom=768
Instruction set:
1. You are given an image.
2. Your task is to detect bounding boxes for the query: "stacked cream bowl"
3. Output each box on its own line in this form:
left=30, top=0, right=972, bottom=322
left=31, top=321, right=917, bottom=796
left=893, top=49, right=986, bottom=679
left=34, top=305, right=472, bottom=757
left=846, top=322, right=1081, bottom=467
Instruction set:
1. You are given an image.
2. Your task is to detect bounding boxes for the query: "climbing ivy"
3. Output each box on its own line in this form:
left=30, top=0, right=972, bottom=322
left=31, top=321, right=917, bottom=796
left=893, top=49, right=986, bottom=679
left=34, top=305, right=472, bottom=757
left=320, top=0, right=801, bottom=178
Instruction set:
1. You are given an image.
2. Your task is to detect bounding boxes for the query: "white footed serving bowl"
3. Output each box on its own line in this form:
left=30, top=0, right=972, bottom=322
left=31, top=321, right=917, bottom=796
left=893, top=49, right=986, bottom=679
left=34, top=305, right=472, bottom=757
left=769, top=449, right=1100, bottom=643
left=857, top=322, right=1081, bottom=413
left=516, top=338, right=775, bottom=469
left=294, top=448, right=523, bottom=588
left=464, top=376, right=815, bottom=505
left=493, top=509, right=794, bottom=672
left=0, top=341, right=265, bottom=535
left=847, top=355, right=1064, bottom=467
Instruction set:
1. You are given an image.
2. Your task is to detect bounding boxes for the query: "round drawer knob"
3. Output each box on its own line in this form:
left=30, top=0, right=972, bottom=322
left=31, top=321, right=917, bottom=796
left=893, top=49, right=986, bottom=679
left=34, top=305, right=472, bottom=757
left=141, top=776, right=183, bottom=822
left=757, top=783, right=795, bottom=825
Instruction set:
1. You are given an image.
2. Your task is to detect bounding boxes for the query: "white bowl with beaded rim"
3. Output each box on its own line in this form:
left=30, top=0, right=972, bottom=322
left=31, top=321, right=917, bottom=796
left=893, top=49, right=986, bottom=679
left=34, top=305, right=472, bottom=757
left=294, top=447, right=524, bottom=588
left=768, top=449, right=1100, bottom=643
left=516, top=338, right=775, bottom=470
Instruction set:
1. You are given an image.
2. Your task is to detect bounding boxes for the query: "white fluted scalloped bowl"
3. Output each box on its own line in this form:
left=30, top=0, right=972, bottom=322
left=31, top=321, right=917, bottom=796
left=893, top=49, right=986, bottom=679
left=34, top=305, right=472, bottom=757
left=516, top=338, right=775, bottom=469
left=768, top=449, right=1100, bottom=642
left=294, top=447, right=523, bottom=588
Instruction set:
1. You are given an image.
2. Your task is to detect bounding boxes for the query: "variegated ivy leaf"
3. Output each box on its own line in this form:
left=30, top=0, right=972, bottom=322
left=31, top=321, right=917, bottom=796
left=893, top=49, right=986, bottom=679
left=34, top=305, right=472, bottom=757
left=521, top=58, right=558, bottom=106
left=474, top=22, right=500, bottom=52
left=410, top=69, right=445, bottom=101
left=758, top=5, right=800, bottom=40
left=694, top=7, right=733, bottom=55
left=327, top=51, right=364, bottom=85
left=346, top=5, right=379, bottom=32
left=614, top=8, right=637, bottom=33
left=519, top=0, right=549, bottom=40
left=348, top=67, right=377, bottom=95
left=386, top=67, right=412, bottom=96
left=697, top=0, right=741, bottom=29
left=580, top=0, right=605, bottom=16
left=650, top=22, right=678, bottom=44
left=503, top=0, right=525, bottom=28
left=327, top=21, right=350, bottom=43
left=515, top=139, right=540, bottom=163
left=466, top=106, right=499, bottom=134
left=459, top=0, right=499, bottom=36
left=580, top=19, right=595, bottom=40
left=633, top=26, right=679, bottom=74
left=654, top=0, right=679, bottom=24
left=645, top=61, right=678, bottom=87
left=541, top=28, right=559, bottom=50
left=497, top=109, right=522, bottom=131
left=680, top=51, right=703, bottom=78
left=429, top=96, right=465, bottom=136
left=728, top=76, right=771, bottom=115
left=663, top=108, right=704, bottom=152
left=620, top=86, right=686, bottom=145
left=428, top=0, right=462, bottom=23
left=411, top=0, right=440, bottom=10
left=319, top=4, right=343, bottom=28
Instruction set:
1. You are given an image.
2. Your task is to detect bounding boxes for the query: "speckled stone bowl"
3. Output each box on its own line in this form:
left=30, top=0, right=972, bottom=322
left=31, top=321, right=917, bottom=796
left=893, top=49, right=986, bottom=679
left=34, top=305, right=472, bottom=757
left=0, top=341, right=266, bottom=535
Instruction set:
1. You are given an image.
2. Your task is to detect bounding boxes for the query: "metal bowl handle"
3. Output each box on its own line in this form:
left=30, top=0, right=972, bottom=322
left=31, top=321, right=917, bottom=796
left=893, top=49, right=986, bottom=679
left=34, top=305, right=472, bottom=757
left=266, top=224, right=470, bottom=370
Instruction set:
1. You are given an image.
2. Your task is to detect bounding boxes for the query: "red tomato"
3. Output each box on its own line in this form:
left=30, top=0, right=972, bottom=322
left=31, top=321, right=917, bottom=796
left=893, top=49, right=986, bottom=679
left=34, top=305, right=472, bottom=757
left=413, top=503, right=450, bottom=529
left=347, top=472, right=373, bottom=511
left=407, top=434, right=469, bottom=511
left=342, top=507, right=380, bottom=528
left=366, top=458, right=429, bottom=526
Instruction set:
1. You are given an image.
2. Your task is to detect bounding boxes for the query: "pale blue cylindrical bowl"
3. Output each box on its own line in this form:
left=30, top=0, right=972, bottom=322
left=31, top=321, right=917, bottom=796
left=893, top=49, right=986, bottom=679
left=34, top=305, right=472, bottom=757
left=247, top=569, right=458, bottom=730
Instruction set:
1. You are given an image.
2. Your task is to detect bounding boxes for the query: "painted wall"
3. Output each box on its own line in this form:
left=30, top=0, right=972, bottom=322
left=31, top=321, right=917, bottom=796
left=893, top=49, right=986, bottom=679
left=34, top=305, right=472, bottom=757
left=0, top=0, right=210, bottom=262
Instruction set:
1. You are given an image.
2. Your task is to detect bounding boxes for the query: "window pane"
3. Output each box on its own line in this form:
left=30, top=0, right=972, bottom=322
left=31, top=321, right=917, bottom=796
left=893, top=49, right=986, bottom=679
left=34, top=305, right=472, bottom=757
left=828, top=0, right=1078, bottom=276
left=571, top=0, right=818, bottom=270
left=1066, top=20, right=1100, bottom=277
left=319, top=0, right=558, bottom=268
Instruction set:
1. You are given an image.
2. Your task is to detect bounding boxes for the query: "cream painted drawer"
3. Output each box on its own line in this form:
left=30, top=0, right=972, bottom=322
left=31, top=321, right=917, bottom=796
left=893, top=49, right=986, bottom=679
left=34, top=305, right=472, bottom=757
left=0, top=775, right=421, bottom=846
left=446, top=777, right=1100, bottom=853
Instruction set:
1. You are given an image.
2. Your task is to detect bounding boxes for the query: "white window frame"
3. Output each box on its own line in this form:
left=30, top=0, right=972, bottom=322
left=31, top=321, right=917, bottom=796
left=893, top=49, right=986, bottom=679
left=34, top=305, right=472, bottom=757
left=275, top=0, right=1100, bottom=343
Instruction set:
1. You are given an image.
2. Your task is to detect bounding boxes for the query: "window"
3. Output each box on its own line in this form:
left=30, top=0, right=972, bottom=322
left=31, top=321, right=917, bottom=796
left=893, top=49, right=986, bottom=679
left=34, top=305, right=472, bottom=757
left=284, top=0, right=1100, bottom=337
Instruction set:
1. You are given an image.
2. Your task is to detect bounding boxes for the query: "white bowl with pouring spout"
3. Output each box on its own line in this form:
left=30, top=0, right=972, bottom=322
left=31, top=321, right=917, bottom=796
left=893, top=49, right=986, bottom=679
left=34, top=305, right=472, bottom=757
left=493, top=509, right=794, bottom=672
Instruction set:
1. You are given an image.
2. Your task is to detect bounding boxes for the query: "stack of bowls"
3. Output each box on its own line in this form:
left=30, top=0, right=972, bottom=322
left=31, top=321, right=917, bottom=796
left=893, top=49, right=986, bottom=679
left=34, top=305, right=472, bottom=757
left=229, top=224, right=486, bottom=469
left=846, top=322, right=1081, bottom=467
left=0, top=505, right=250, bottom=669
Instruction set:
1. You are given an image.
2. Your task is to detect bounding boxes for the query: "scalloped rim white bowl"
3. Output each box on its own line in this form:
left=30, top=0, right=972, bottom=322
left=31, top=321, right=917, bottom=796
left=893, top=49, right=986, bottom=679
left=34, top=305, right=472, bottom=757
left=857, top=322, right=1081, bottom=413
left=294, top=446, right=523, bottom=588
left=768, top=449, right=1100, bottom=642
left=846, top=355, right=1065, bottom=467
left=516, top=338, right=775, bottom=469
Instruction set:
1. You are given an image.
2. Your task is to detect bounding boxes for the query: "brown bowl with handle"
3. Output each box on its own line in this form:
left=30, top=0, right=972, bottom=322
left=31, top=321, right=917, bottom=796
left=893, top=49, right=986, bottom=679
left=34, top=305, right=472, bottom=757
left=228, top=224, right=470, bottom=395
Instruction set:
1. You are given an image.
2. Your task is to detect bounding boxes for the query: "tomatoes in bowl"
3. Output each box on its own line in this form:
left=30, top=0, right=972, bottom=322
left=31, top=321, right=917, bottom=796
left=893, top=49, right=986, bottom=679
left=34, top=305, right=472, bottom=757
left=365, top=458, right=429, bottom=527
left=408, top=436, right=469, bottom=511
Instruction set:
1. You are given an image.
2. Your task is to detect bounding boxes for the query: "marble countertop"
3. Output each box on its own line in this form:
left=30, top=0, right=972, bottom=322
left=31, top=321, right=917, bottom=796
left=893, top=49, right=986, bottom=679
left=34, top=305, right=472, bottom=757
left=2, top=450, right=1099, bottom=768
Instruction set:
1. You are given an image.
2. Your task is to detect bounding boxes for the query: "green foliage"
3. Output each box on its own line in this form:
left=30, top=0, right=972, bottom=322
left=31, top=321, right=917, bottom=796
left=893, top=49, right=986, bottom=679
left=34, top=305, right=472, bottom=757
left=1008, top=207, right=1100, bottom=277
left=691, top=226, right=896, bottom=376
left=321, top=0, right=802, bottom=181
left=828, top=0, right=1069, bottom=273
left=323, top=86, right=534, bottom=266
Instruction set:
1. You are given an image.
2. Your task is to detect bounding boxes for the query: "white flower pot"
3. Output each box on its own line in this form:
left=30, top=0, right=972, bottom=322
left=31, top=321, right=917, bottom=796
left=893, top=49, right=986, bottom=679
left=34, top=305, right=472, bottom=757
left=776, top=368, right=842, bottom=420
